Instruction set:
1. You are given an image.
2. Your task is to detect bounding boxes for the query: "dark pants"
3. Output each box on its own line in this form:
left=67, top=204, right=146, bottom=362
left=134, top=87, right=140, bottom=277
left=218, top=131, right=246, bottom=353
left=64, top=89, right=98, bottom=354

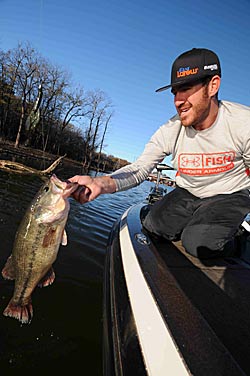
left=143, top=186, right=250, bottom=259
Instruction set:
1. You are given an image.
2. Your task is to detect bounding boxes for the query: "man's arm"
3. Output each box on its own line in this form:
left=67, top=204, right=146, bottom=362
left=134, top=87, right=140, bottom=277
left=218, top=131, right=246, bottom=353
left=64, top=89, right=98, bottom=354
left=69, top=122, right=172, bottom=203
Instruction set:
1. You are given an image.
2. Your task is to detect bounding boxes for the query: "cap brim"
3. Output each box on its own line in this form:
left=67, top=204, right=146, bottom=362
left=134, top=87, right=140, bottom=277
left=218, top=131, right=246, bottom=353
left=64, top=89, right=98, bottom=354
left=155, top=73, right=220, bottom=93
left=155, top=84, right=172, bottom=93
left=155, top=78, right=196, bottom=93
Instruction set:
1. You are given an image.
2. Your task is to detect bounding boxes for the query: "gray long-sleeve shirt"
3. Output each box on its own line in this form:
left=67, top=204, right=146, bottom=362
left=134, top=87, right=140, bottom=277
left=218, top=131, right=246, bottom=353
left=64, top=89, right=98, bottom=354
left=111, top=101, right=250, bottom=198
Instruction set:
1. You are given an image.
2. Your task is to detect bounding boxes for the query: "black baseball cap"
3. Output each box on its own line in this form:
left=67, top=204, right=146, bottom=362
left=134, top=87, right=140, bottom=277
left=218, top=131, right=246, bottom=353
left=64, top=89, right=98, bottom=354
left=156, top=48, right=221, bottom=92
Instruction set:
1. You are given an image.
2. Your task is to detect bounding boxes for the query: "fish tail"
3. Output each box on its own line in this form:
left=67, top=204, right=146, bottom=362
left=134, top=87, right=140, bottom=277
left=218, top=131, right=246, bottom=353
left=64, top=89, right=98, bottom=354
left=3, top=299, right=33, bottom=324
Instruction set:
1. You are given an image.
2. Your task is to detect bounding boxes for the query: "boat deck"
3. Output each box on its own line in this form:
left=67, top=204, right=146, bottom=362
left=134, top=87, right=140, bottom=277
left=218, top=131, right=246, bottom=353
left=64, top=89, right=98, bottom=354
left=104, top=201, right=250, bottom=375
left=152, top=238, right=250, bottom=375
left=129, top=203, right=250, bottom=375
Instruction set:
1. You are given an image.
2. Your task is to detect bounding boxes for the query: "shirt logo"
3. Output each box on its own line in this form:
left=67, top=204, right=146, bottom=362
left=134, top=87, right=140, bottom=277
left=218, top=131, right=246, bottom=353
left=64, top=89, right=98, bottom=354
left=178, top=151, right=235, bottom=175
left=177, top=66, right=199, bottom=78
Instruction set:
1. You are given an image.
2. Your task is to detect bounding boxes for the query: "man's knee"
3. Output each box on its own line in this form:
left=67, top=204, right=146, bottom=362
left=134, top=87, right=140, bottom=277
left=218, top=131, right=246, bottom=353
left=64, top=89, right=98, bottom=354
left=142, top=188, right=195, bottom=239
left=142, top=210, right=181, bottom=241
left=181, top=225, right=234, bottom=259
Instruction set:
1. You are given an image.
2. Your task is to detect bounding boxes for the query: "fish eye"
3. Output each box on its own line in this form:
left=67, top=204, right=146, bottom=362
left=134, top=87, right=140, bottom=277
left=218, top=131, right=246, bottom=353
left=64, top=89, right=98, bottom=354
left=43, top=186, right=49, bottom=192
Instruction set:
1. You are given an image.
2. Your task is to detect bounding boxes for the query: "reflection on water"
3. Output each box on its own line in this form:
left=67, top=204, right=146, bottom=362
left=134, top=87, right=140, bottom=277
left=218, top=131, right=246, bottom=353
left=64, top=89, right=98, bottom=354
left=0, top=167, right=154, bottom=374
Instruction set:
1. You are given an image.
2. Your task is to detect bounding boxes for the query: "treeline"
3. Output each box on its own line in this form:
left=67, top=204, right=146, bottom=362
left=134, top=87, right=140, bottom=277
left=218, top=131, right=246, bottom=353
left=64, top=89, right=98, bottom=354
left=0, top=42, right=129, bottom=172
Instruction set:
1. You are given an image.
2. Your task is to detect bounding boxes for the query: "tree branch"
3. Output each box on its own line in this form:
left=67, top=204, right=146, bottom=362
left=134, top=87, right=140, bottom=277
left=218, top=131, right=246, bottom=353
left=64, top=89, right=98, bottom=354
left=0, top=154, right=66, bottom=175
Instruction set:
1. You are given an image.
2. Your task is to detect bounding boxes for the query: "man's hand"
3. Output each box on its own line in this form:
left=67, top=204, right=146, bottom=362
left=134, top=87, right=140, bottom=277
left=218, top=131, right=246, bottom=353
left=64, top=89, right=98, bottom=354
left=68, top=175, right=117, bottom=204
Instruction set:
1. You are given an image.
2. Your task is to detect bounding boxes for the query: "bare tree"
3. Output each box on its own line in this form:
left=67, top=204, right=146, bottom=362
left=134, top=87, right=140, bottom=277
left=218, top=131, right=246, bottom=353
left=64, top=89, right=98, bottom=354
left=53, top=86, right=88, bottom=154
left=82, top=89, right=113, bottom=171
left=26, top=62, right=70, bottom=150
left=96, top=112, right=113, bottom=173
left=9, top=43, right=42, bottom=147
left=0, top=43, right=123, bottom=169
left=0, top=48, right=22, bottom=138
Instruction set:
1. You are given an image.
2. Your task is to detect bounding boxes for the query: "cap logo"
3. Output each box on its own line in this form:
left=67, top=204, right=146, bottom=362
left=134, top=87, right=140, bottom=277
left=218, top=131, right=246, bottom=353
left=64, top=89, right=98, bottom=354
left=177, top=66, right=199, bottom=78
left=204, top=64, right=218, bottom=71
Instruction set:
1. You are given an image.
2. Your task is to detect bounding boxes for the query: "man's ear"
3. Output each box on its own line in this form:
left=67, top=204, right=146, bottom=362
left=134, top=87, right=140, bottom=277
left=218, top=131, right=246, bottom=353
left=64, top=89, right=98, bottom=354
left=209, top=75, right=221, bottom=97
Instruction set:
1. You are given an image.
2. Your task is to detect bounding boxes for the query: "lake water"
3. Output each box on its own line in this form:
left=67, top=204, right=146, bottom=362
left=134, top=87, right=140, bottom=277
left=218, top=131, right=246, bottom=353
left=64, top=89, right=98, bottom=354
left=0, top=165, right=155, bottom=374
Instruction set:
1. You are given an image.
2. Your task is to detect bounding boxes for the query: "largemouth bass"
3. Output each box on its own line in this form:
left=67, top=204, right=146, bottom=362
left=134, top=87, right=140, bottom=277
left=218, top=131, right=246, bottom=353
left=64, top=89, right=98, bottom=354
left=2, top=174, right=78, bottom=324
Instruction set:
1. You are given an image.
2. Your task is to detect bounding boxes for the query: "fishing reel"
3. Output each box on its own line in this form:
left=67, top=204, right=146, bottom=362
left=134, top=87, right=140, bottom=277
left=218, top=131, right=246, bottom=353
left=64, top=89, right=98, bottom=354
left=147, top=163, right=175, bottom=204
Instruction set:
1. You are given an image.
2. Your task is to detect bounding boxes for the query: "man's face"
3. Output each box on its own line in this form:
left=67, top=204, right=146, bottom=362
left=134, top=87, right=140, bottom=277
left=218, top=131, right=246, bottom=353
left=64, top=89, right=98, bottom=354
left=172, top=81, right=211, bottom=130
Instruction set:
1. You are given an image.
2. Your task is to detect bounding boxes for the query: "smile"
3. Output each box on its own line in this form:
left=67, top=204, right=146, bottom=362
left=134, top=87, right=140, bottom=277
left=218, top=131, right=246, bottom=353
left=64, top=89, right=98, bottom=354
left=179, top=107, right=191, bottom=115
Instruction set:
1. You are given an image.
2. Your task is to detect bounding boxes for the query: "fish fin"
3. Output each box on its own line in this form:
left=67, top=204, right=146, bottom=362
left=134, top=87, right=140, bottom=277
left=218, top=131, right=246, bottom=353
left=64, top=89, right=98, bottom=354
left=61, top=230, right=67, bottom=246
left=2, top=255, right=15, bottom=280
left=42, top=227, right=57, bottom=247
left=38, top=268, right=55, bottom=287
left=3, top=299, right=33, bottom=324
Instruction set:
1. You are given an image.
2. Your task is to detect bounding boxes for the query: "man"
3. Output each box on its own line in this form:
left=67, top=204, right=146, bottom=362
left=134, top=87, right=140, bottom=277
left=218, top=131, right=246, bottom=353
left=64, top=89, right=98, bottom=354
left=69, top=48, right=250, bottom=259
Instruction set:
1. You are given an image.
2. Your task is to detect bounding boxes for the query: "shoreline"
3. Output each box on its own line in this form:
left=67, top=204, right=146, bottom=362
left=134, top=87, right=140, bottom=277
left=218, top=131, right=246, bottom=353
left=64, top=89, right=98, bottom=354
left=0, top=140, right=85, bottom=171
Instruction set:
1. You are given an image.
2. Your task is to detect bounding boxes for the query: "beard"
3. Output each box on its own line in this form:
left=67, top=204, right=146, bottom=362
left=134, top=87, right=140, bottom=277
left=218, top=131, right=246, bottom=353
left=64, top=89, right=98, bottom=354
left=177, top=85, right=212, bottom=129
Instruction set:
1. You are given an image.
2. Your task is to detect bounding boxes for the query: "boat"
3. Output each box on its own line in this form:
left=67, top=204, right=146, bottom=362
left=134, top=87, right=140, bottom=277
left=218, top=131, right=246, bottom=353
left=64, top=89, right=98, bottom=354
left=103, top=164, right=250, bottom=376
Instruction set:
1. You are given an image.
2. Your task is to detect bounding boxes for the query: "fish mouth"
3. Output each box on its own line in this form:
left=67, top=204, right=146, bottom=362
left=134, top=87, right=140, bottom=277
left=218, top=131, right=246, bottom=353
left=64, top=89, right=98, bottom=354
left=50, top=174, right=66, bottom=194
left=50, top=174, right=78, bottom=196
left=50, top=174, right=65, bottom=187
